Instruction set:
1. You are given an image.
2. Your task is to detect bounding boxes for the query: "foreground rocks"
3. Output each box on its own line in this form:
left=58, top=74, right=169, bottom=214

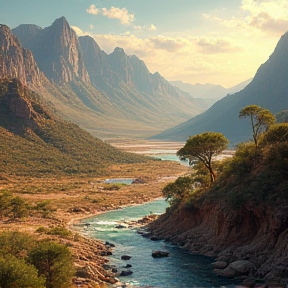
left=147, top=202, right=288, bottom=284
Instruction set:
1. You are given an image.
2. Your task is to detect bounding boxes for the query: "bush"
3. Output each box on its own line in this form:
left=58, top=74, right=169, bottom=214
left=0, top=255, right=45, bottom=288
left=29, top=240, right=75, bottom=288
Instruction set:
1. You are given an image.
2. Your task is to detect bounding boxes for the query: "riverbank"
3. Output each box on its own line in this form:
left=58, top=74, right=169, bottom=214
left=0, top=159, right=189, bottom=288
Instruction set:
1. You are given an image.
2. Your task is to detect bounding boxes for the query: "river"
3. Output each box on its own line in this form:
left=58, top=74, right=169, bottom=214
left=78, top=199, right=238, bottom=288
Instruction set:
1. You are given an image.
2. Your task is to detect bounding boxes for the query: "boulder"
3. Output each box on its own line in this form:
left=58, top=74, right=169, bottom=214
left=152, top=250, right=169, bottom=258
left=212, top=261, right=228, bottom=269
left=119, top=270, right=133, bottom=276
left=228, top=260, right=255, bottom=275
left=121, top=255, right=131, bottom=260
left=220, top=267, right=237, bottom=278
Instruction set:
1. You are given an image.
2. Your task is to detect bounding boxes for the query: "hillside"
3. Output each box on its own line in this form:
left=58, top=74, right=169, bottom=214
left=8, top=17, right=206, bottom=138
left=0, top=78, right=148, bottom=178
left=154, top=32, right=288, bottom=145
left=148, top=122, right=288, bottom=284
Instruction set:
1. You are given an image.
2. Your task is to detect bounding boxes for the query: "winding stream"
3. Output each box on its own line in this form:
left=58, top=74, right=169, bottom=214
left=78, top=199, right=238, bottom=288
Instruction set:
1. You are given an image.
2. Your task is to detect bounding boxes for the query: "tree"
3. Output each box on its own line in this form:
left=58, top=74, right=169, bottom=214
left=276, top=110, right=288, bottom=123
left=0, top=255, right=45, bottom=288
left=239, top=105, right=275, bottom=154
left=177, top=132, right=229, bottom=184
left=162, top=176, right=194, bottom=205
left=29, top=240, right=74, bottom=288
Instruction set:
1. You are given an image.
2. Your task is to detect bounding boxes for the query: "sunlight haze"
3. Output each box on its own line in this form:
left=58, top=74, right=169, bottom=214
left=1, top=0, right=287, bottom=87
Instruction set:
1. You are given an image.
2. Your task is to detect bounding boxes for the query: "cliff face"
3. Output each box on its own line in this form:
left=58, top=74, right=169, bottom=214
left=0, top=24, right=44, bottom=88
left=13, top=17, right=90, bottom=84
left=149, top=201, right=288, bottom=280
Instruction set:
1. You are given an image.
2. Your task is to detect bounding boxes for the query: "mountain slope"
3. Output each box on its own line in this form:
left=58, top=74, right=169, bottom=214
left=0, top=78, right=148, bottom=177
left=153, top=32, right=288, bottom=145
left=9, top=18, right=207, bottom=138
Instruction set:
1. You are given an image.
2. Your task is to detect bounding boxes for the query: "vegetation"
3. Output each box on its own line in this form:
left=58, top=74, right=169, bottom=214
left=164, top=106, right=288, bottom=210
left=239, top=105, right=275, bottom=157
left=177, top=132, right=229, bottom=184
left=0, top=191, right=28, bottom=220
left=0, top=231, right=74, bottom=288
left=0, top=78, right=149, bottom=178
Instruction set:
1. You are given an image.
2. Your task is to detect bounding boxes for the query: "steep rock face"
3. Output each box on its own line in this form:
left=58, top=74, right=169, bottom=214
left=149, top=202, right=288, bottom=279
left=79, top=36, right=120, bottom=89
left=12, top=24, right=42, bottom=47
left=13, top=17, right=90, bottom=84
left=0, top=24, right=44, bottom=87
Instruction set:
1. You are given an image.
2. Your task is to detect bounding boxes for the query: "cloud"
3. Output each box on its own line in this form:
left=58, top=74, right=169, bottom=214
left=150, top=37, right=184, bottom=52
left=102, top=6, right=134, bottom=25
left=86, top=4, right=99, bottom=15
left=196, top=38, right=242, bottom=54
left=71, top=26, right=86, bottom=36
left=87, top=5, right=134, bottom=25
left=148, top=24, right=157, bottom=31
left=203, top=0, right=288, bottom=36
left=133, top=24, right=157, bottom=31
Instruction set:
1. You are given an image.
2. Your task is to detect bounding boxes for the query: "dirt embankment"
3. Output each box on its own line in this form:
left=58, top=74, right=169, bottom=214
left=148, top=201, right=288, bottom=286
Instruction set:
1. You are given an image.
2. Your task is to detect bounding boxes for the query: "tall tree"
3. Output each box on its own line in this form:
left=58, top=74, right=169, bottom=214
left=239, top=105, right=275, bottom=156
left=177, top=132, right=229, bottom=184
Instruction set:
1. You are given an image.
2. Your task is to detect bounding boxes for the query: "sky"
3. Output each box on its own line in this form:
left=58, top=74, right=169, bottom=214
left=1, top=0, right=288, bottom=87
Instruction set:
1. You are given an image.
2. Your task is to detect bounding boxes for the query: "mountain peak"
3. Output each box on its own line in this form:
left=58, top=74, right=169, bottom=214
left=113, top=47, right=125, bottom=55
left=52, top=16, right=69, bottom=28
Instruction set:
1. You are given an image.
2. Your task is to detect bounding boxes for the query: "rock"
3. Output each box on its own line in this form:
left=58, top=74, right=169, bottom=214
left=228, top=260, right=255, bottom=275
left=112, top=268, right=118, bottom=273
left=124, top=264, right=132, bottom=268
left=119, top=270, right=133, bottom=276
left=152, top=250, right=169, bottom=258
left=121, top=255, right=131, bottom=260
left=212, top=261, right=228, bottom=269
left=105, top=241, right=115, bottom=247
left=221, top=267, right=237, bottom=278
left=150, top=236, right=161, bottom=241
left=131, top=178, right=145, bottom=184
left=115, top=224, right=126, bottom=229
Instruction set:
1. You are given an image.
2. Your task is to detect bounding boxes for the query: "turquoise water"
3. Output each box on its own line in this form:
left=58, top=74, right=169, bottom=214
left=104, top=178, right=135, bottom=185
left=79, top=199, right=238, bottom=288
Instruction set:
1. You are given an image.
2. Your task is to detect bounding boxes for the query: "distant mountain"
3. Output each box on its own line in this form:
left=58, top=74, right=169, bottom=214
left=7, top=17, right=206, bottom=138
left=170, top=79, right=251, bottom=106
left=152, top=32, right=288, bottom=145
left=13, top=17, right=90, bottom=83
left=0, top=78, right=147, bottom=177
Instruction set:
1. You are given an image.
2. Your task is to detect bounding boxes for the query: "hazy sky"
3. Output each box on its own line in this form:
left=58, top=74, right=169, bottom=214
left=1, top=0, right=288, bottom=87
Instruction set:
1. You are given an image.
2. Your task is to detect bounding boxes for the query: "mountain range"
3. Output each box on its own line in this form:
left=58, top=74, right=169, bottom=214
left=0, top=17, right=208, bottom=139
left=170, top=79, right=251, bottom=106
left=153, top=32, right=288, bottom=145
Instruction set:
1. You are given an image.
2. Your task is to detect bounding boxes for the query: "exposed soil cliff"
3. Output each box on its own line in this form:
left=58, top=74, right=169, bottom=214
left=148, top=199, right=288, bottom=283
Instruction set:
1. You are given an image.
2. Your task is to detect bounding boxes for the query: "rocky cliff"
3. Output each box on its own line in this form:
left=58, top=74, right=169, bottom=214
left=0, top=24, right=45, bottom=88
left=149, top=200, right=288, bottom=282
left=13, top=17, right=90, bottom=84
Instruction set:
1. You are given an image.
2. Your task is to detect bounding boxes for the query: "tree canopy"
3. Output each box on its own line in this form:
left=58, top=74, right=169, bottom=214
left=239, top=105, right=275, bottom=148
left=177, top=132, right=229, bottom=184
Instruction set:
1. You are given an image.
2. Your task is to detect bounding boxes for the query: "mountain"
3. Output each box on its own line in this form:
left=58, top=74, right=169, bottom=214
left=0, top=24, right=45, bottom=88
left=8, top=17, right=206, bottom=138
left=170, top=79, right=251, bottom=106
left=13, top=17, right=90, bottom=83
left=153, top=32, right=288, bottom=145
left=0, top=78, right=147, bottom=177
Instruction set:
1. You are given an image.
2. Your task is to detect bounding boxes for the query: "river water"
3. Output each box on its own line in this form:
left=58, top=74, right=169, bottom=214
left=79, top=199, right=238, bottom=288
